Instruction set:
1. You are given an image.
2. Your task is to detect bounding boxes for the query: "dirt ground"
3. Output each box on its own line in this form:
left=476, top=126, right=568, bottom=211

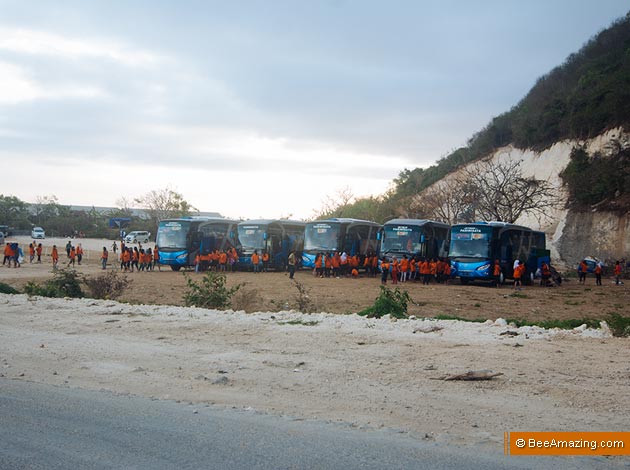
left=1, top=236, right=629, bottom=458
left=2, top=236, right=628, bottom=323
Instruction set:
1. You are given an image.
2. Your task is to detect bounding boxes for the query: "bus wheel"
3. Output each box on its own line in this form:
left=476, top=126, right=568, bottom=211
left=170, top=265, right=181, bottom=272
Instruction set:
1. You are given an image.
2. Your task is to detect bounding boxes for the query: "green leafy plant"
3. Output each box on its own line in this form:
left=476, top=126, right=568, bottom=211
left=607, top=313, right=630, bottom=337
left=23, top=269, right=84, bottom=298
left=358, top=286, right=411, bottom=319
left=84, top=271, right=131, bottom=300
left=183, top=272, right=241, bottom=310
left=0, top=282, right=19, bottom=294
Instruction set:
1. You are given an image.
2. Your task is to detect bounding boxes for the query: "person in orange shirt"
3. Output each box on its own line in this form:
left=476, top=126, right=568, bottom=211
left=219, top=250, right=228, bottom=272
left=513, top=260, right=524, bottom=290
left=101, top=247, right=109, bottom=270
left=324, top=253, right=332, bottom=278
left=28, top=243, right=35, bottom=263
left=314, top=253, right=323, bottom=277
left=261, top=251, right=270, bottom=272
left=332, top=252, right=341, bottom=278
left=444, top=260, right=452, bottom=285
left=145, top=248, right=153, bottom=271
left=614, top=260, right=622, bottom=285
left=3, top=243, right=12, bottom=266
left=251, top=250, right=260, bottom=273
left=380, top=258, right=390, bottom=284
left=399, top=256, right=409, bottom=282
left=493, top=259, right=502, bottom=288
left=420, top=258, right=430, bottom=285
left=67, top=246, right=76, bottom=267
left=351, top=268, right=359, bottom=278
left=153, top=246, right=160, bottom=271
left=578, top=260, right=588, bottom=284
left=391, top=257, right=399, bottom=284
left=76, top=244, right=84, bottom=265
left=36, top=243, right=43, bottom=263
left=51, top=245, right=59, bottom=270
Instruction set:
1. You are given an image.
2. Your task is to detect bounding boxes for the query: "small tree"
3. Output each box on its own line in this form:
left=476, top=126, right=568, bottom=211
left=135, top=187, right=198, bottom=226
left=463, top=159, right=559, bottom=223
left=183, top=272, right=241, bottom=310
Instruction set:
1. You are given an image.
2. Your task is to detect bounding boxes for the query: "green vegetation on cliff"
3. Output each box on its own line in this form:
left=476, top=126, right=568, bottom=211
left=330, top=13, right=630, bottom=221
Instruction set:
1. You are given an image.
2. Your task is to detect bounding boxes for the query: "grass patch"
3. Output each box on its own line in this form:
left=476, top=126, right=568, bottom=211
left=0, top=282, right=19, bottom=294
left=278, top=319, right=320, bottom=326
left=510, top=292, right=528, bottom=299
left=432, top=314, right=486, bottom=323
left=564, top=300, right=586, bottom=306
left=607, top=313, right=630, bottom=337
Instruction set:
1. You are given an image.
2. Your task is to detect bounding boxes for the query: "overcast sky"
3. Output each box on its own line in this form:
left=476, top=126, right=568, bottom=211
left=1, top=1, right=628, bottom=220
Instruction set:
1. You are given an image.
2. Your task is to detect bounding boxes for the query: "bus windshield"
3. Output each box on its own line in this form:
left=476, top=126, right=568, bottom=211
left=449, top=226, right=492, bottom=259
left=238, top=225, right=265, bottom=250
left=156, top=220, right=190, bottom=249
left=304, top=222, right=340, bottom=252
left=382, top=225, right=423, bottom=254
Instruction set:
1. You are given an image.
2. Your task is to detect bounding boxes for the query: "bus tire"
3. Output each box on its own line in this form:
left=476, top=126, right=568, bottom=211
left=170, top=265, right=181, bottom=272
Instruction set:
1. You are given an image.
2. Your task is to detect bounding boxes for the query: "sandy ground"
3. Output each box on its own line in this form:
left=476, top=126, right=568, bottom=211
left=1, top=236, right=629, bottom=455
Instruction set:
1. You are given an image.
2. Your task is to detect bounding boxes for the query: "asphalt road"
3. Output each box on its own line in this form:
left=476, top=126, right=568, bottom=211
left=0, top=379, right=617, bottom=470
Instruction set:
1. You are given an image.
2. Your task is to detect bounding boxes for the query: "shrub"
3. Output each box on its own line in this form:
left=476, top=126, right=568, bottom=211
left=0, top=282, right=19, bottom=294
left=292, top=279, right=317, bottom=313
left=84, top=271, right=131, bottom=300
left=358, top=286, right=411, bottom=319
left=23, top=269, right=84, bottom=298
left=607, top=313, right=630, bottom=337
left=183, top=272, right=241, bottom=310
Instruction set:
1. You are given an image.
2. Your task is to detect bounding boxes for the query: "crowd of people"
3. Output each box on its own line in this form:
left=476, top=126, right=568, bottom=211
left=2, top=239, right=628, bottom=288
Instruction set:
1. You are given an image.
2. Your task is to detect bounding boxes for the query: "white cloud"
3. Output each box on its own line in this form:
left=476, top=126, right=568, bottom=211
left=0, top=60, right=106, bottom=104
left=0, top=27, right=160, bottom=67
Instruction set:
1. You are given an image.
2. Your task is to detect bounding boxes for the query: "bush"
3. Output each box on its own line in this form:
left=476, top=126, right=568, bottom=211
left=607, top=313, right=630, bottom=337
left=183, top=272, right=241, bottom=310
left=0, top=282, right=19, bottom=294
left=230, top=284, right=260, bottom=312
left=23, top=269, right=84, bottom=298
left=358, top=286, right=411, bottom=319
left=292, top=279, right=317, bottom=313
left=84, top=271, right=131, bottom=300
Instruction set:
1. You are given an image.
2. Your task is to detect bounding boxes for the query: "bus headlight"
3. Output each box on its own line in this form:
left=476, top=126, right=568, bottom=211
left=176, top=253, right=187, bottom=260
left=476, top=264, right=490, bottom=272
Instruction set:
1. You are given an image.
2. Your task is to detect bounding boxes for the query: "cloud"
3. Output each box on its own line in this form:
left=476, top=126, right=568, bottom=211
left=0, top=27, right=161, bottom=66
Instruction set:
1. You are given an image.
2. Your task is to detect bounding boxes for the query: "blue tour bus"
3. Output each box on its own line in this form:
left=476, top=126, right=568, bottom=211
left=380, top=219, right=450, bottom=260
left=302, top=218, right=381, bottom=268
left=155, top=217, right=240, bottom=271
left=237, top=219, right=305, bottom=270
left=449, top=222, right=548, bottom=284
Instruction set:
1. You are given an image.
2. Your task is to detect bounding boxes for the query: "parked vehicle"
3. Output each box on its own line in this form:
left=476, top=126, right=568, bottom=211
left=449, top=221, right=548, bottom=284
left=155, top=217, right=239, bottom=271
left=577, top=256, right=604, bottom=274
left=31, top=227, right=46, bottom=239
left=124, top=231, right=151, bottom=243
left=302, top=218, right=381, bottom=268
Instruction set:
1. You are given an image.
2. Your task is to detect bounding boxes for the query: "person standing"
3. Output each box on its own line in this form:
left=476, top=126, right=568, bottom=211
left=594, top=262, right=602, bottom=286
left=578, top=260, right=588, bottom=284
left=513, top=260, right=524, bottom=290
left=251, top=251, right=260, bottom=273
left=36, top=243, right=43, bottom=263
left=380, top=258, right=390, bottom=285
left=614, top=260, right=623, bottom=285
left=493, top=259, right=502, bottom=287
left=76, top=244, right=84, bottom=265
left=101, top=247, right=108, bottom=270
left=288, top=251, right=296, bottom=279
left=67, top=246, right=76, bottom=267
left=112, top=241, right=118, bottom=255
left=65, top=240, right=72, bottom=258
left=51, top=245, right=59, bottom=270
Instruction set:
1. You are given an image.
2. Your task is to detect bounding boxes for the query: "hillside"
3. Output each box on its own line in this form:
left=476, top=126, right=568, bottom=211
left=384, top=12, right=630, bottom=217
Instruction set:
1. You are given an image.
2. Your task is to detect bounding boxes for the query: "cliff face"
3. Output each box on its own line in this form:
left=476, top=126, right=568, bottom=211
left=422, top=128, right=630, bottom=268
